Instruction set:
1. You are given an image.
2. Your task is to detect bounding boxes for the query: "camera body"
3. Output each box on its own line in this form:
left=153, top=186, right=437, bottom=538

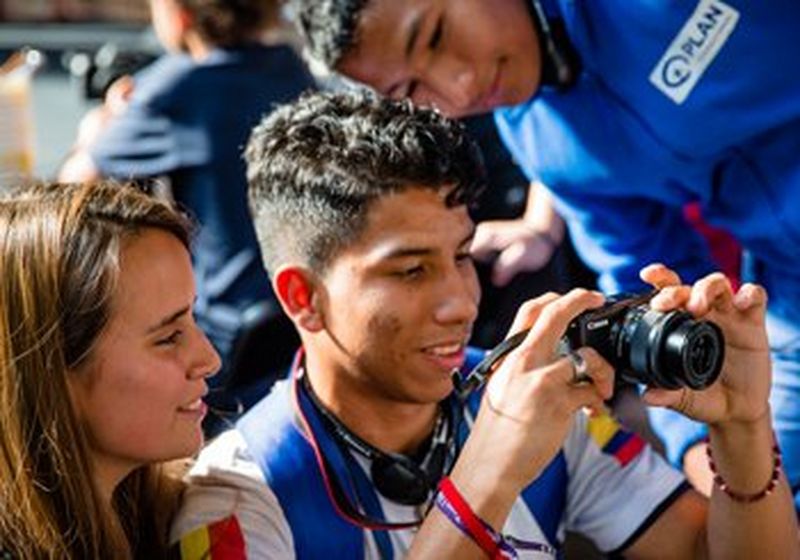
left=562, top=292, right=725, bottom=390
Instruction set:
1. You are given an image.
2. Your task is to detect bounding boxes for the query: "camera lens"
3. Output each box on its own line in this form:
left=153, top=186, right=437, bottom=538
left=626, top=308, right=724, bottom=389
left=662, top=320, right=724, bottom=390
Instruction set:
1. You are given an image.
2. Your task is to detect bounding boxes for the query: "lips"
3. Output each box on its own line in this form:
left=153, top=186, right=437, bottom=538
left=422, top=340, right=469, bottom=372
left=177, top=393, right=208, bottom=417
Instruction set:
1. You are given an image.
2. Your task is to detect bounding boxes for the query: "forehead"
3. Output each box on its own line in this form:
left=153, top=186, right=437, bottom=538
left=109, top=229, right=193, bottom=328
left=338, top=0, right=437, bottom=92
left=337, top=187, right=473, bottom=266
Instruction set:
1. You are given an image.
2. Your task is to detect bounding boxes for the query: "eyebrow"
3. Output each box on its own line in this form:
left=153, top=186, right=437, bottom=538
left=380, top=227, right=477, bottom=261
left=146, top=305, right=191, bottom=334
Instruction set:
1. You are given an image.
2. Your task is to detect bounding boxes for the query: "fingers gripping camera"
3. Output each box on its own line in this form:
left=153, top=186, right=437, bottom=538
left=560, top=292, right=725, bottom=390
left=458, top=291, right=725, bottom=397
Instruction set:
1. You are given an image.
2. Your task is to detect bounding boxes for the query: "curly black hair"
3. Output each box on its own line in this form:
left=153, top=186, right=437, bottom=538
left=246, top=89, right=485, bottom=275
left=286, top=0, right=365, bottom=67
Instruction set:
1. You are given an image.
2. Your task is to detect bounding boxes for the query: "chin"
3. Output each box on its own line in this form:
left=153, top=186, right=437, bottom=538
left=422, top=378, right=456, bottom=403
left=165, top=432, right=204, bottom=461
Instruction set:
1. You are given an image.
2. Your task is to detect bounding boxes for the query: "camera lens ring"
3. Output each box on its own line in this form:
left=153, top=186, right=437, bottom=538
left=628, top=308, right=723, bottom=390
left=628, top=308, right=685, bottom=389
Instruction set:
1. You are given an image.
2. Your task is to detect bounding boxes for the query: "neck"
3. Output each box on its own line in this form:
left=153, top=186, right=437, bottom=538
left=183, top=31, right=213, bottom=61
left=91, top=453, right=136, bottom=507
left=303, top=350, right=439, bottom=455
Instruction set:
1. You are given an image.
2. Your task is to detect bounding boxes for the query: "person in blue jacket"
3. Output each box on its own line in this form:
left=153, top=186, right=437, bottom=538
left=169, top=90, right=796, bottom=559
left=60, top=0, right=315, bottom=426
left=287, top=0, right=800, bottom=504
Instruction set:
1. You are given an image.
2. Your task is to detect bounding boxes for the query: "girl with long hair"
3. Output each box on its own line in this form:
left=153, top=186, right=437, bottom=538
left=0, top=181, right=220, bottom=558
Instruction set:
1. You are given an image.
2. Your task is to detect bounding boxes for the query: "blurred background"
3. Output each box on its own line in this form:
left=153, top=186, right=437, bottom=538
left=1, top=0, right=156, bottom=179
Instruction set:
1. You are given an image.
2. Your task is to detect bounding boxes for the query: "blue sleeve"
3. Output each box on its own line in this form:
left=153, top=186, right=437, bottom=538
left=553, top=190, right=717, bottom=293
left=90, top=101, right=209, bottom=179
left=493, top=99, right=717, bottom=294
left=90, top=58, right=210, bottom=179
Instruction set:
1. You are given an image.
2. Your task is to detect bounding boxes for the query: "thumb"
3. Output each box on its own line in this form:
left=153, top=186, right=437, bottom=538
left=641, top=387, right=684, bottom=409
left=492, top=245, right=526, bottom=286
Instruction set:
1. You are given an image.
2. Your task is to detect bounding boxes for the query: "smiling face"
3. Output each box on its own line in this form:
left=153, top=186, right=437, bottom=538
left=308, top=187, right=480, bottom=408
left=337, top=0, right=541, bottom=117
left=68, top=228, right=220, bottom=483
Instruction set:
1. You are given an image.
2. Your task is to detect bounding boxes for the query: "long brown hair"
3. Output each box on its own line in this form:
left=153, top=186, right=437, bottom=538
left=0, top=182, right=193, bottom=559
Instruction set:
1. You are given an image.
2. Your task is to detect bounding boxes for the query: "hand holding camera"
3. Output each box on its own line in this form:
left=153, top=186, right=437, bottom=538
left=639, top=264, right=772, bottom=427
left=466, top=288, right=612, bottom=492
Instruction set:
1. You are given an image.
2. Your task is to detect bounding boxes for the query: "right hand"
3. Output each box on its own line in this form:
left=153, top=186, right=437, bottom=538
left=471, top=220, right=559, bottom=286
left=74, top=75, right=134, bottom=149
left=463, top=289, right=614, bottom=495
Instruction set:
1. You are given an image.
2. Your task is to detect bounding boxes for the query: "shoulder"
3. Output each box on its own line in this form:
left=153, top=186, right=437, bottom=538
left=171, top=430, right=295, bottom=558
left=130, top=53, right=196, bottom=105
left=206, top=44, right=316, bottom=98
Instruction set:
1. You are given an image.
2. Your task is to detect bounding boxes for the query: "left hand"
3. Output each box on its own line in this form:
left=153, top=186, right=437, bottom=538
left=639, top=264, right=771, bottom=426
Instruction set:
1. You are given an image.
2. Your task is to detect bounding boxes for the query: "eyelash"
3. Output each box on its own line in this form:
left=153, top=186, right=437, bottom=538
left=398, top=265, right=425, bottom=279
left=156, top=330, right=183, bottom=346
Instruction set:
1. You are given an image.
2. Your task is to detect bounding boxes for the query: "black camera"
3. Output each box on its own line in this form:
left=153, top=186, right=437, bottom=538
left=561, top=292, right=724, bottom=390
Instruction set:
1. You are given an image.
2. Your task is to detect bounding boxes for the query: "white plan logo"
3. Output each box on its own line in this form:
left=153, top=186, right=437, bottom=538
left=649, top=0, right=739, bottom=104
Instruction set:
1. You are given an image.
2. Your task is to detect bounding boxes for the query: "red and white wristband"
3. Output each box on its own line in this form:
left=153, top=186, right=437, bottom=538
left=434, top=476, right=557, bottom=559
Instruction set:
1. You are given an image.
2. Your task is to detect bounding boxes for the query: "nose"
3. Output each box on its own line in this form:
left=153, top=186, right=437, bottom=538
left=433, top=267, right=480, bottom=326
left=426, top=57, right=479, bottom=115
left=190, top=327, right=222, bottom=380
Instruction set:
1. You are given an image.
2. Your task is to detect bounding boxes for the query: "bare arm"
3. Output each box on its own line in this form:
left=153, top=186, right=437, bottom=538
left=625, top=267, right=799, bottom=559
left=409, top=288, right=612, bottom=558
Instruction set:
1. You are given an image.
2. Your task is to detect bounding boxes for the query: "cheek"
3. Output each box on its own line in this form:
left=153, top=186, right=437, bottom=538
left=366, top=313, right=403, bottom=339
left=78, top=364, right=192, bottom=461
left=362, top=312, right=407, bottom=359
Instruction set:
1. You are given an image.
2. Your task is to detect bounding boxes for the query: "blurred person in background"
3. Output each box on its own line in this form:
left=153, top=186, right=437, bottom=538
left=0, top=181, right=219, bottom=559
left=60, top=0, right=315, bottom=431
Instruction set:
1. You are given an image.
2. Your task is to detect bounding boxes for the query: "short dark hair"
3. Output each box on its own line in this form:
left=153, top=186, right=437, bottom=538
left=245, top=89, right=485, bottom=275
left=287, top=0, right=365, bottom=67
left=178, top=0, right=279, bottom=47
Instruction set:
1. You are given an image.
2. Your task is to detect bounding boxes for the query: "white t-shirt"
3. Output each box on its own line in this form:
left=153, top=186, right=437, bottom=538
left=171, top=409, right=685, bottom=559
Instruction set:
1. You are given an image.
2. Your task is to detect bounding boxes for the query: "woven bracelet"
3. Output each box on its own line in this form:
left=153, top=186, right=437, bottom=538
left=435, top=477, right=556, bottom=559
left=706, top=439, right=782, bottom=503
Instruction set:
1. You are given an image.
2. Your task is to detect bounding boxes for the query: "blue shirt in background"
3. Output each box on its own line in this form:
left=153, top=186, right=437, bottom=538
left=92, top=43, right=314, bottom=362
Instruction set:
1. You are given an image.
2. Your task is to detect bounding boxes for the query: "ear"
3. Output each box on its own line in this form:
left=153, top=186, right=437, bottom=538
left=273, top=266, right=325, bottom=332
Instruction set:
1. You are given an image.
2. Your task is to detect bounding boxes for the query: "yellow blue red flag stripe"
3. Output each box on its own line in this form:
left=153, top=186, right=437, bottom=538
left=176, top=515, right=246, bottom=560
left=587, top=414, right=646, bottom=467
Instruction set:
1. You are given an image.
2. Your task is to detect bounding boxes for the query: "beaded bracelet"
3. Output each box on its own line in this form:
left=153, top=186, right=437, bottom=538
left=434, top=477, right=557, bottom=559
left=706, top=439, right=782, bottom=503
